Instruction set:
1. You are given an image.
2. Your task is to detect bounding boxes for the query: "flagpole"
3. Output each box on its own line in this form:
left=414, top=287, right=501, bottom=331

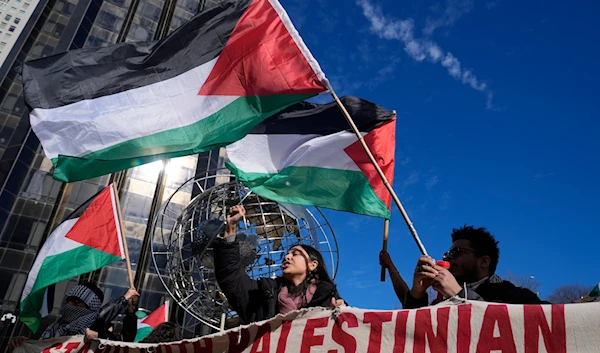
left=329, top=90, right=429, bottom=256
left=380, top=218, right=390, bottom=282
left=112, top=184, right=135, bottom=288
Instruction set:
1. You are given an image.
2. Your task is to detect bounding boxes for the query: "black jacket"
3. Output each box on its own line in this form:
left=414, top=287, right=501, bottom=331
left=214, top=236, right=340, bottom=324
left=90, top=297, right=137, bottom=341
left=404, top=278, right=546, bottom=309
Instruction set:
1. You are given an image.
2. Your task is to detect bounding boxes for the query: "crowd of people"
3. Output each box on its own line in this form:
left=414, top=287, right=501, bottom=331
left=8, top=206, right=549, bottom=350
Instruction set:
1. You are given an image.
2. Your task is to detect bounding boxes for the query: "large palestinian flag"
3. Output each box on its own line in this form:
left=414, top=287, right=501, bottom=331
left=134, top=301, right=169, bottom=342
left=226, top=96, right=396, bottom=219
left=22, top=0, right=328, bottom=183
left=20, top=184, right=125, bottom=332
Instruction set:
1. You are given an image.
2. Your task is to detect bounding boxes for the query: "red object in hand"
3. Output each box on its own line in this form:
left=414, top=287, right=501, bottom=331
left=435, top=260, right=451, bottom=302
left=437, top=260, right=450, bottom=269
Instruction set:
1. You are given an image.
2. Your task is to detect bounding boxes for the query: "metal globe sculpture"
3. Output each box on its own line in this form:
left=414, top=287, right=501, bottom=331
left=151, top=169, right=338, bottom=330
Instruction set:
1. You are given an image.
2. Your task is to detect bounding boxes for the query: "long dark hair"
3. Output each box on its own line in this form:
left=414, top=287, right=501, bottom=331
left=285, top=244, right=334, bottom=304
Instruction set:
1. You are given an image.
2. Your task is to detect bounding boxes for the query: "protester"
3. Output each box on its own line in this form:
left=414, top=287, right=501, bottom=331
left=379, top=250, right=410, bottom=307
left=139, top=322, right=181, bottom=343
left=86, top=287, right=139, bottom=341
left=214, top=205, right=344, bottom=325
left=404, top=225, right=545, bottom=308
left=9, top=282, right=104, bottom=351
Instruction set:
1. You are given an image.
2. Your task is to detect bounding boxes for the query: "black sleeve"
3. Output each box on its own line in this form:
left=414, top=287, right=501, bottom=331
left=502, top=286, right=546, bottom=304
left=121, top=312, right=138, bottom=342
left=213, top=235, right=261, bottom=324
left=97, top=297, right=128, bottom=325
left=403, top=292, right=429, bottom=309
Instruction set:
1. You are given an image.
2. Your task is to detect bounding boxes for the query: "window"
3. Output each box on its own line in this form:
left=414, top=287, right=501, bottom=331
left=9, top=6, right=15, bottom=13
left=8, top=25, right=14, bottom=31
left=13, top=17, right=19, bottom=24
left=4, top=32, right=10, bottom=38
left=19, top=10, right=24, bottom=15
left=23, top=3, right=29, bottom=9
left=0, top=42, right=5, bottom=49
left=4, top=14, right=10, bottom=20
left=15, top=0, right=21, bottom=4
left=0, top=22, right=6, bottom=29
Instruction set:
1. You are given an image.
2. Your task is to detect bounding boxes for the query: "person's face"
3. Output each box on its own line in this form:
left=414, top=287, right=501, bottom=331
left=66, top=297, right=88, bottom=308
left=442, top=239, right=479, bottom=283
left=282, top=246, right=318, bottom=279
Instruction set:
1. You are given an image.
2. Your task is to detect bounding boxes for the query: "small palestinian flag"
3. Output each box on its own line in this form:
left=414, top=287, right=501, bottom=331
left=22, top=0, right=328, bottom=183
left=226, top=96, right=396, bottom=219
left=135, top=301, right=169, bottom=342
left=20, top=184, right=125, bottom=332
left=590, top=283, right=600, bottom=298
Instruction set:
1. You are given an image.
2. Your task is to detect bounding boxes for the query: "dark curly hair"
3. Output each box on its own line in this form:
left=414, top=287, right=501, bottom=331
left=451, top=225, right=500, bottom=275
left=139, top=322, right=182, bottom=343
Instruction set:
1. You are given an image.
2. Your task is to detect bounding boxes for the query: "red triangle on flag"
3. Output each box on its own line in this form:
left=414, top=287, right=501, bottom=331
left=141, top=302, right=169, bottom=328
left=198, top=0, right=325, bottom=96
left=344, top=119, right=396, bottom=211
left=65, top=185, right=124, bottom=258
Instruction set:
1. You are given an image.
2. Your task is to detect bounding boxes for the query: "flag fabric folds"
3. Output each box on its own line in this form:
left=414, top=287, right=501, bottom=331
left=134, top=301, right=169, bottom=342
left=23, top=0, right=328, bottom=182
left=226, top=96, right=396, bottom=219
left=20, top=184, right=125, bottom=332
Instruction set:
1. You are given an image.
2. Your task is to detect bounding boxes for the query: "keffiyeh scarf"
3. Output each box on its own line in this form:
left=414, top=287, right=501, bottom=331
left=39, top=285, right=102, bottom=340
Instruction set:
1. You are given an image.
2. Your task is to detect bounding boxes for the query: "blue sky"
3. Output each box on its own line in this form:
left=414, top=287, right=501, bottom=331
left=281, top=0, right=600, bottom=308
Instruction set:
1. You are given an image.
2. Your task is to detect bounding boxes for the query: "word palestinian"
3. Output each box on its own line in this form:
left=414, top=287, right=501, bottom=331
left=17, top=300, right=600, bottom=353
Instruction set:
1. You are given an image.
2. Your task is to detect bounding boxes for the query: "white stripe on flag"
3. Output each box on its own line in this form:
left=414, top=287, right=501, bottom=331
left=30, top=57, right=237, bottom=159
left=226, top=131, right=365, bottom=174
left=21, top=218, right=79, bottom=301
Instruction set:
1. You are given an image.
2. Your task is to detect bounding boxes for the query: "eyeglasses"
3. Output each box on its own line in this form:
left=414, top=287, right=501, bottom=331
left=442, top=246, right=477, bottom=260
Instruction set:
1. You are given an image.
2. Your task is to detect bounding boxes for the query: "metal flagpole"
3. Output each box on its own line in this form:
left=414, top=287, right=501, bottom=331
left=134, top=160, right=169, bottom=290
left=329, top=89, right=429, bottom=256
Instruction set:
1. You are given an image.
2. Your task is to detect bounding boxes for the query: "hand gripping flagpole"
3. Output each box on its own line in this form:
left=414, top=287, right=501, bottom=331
left=329, top=89, right=429, bottom=257
left=380, top=218, right=390, bottom=281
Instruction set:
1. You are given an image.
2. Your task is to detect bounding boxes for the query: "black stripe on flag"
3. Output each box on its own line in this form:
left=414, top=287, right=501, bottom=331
left=22, top=0, right=252, bottom=110
left=248, top=96, right=395, bottom=135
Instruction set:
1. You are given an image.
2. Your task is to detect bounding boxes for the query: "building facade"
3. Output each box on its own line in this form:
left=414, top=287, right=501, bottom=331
left=0, top=0, right=224, bottom=347
left=0, top=0, right=40, bottom=66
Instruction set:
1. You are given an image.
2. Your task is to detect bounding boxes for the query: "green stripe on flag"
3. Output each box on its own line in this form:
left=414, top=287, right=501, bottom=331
left=20, top=245, right=121, bottom=332
left=51, top=94, right=314, bottom=182
left=590, top=283, right=600, bottom=298
left=227, top=163, right=391, bottom=219
left=135, top=326, right=153, bottom=342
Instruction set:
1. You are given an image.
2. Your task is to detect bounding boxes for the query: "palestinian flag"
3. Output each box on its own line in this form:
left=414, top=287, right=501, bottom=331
left=22, top=0, right=328, bottom=183
left=20, top=184, right=125, bottom=332
left=590, top=283, right=600, bottom=298
left=226, top=96, right=396, bottom=219
left=135, top=301, right=169, bottom=342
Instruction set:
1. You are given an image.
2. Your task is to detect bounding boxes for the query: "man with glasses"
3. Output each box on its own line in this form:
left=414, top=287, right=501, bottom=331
left=385, top=225, right=544, bottom=308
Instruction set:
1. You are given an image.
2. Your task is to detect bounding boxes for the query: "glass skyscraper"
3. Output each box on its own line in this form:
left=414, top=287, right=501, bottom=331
left=0, top=0, right=223, bottom=346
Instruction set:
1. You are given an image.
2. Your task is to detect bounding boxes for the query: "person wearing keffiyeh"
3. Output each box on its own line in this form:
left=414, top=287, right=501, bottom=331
left=39, top=283, right=104, bottom=340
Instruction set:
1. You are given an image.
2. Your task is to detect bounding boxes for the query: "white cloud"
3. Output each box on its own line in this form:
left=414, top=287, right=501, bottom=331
left=426, top=175, right=440, bottom=190
left=356, top=0, right=498, bottom=110
left=403, top=171, right=421, bottom=188
left=423, top=0, right=474, bottom=36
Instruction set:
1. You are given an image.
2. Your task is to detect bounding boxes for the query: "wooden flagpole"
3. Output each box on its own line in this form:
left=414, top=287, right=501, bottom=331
left=380, top=218, right=390, bottom=281
left=112, top=183, right=135, bottom=288
left=330, top=90, right=429, bottom=257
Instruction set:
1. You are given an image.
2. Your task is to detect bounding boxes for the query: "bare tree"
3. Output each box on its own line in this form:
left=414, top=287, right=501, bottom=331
left=502, top=271, right=540, bottom=292
left=547, top=284, right=593, bottom=304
